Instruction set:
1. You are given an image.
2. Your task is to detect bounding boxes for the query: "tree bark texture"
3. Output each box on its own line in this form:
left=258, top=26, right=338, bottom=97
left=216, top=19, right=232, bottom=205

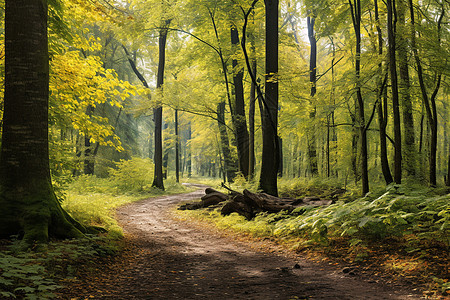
left=0, top=0, right=85, bottom=243
left=152, top=26, right=169, bottom=190
left=231, top=25, right=250, bottom=179
left=259, top=0, right=279, bottom=196
left=397, top=0, right=416, bottom=177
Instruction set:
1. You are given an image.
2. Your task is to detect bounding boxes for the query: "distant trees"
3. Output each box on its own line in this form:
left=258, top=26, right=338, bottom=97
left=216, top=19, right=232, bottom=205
left=1, top=0, right=447, bottom=220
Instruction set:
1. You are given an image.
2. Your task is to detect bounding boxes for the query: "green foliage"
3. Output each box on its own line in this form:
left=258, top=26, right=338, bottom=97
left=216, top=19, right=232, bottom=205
left=273, top=186, right=449, bottom=245
left=0, top=236, right=118, bottom=299
left=108, top=157, right=154, bottom=193
left=179, top=183, right=449, bottom=251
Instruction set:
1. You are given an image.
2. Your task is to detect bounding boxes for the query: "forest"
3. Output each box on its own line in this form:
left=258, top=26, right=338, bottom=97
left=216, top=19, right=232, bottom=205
left=0, top=0, right=449, bottom=299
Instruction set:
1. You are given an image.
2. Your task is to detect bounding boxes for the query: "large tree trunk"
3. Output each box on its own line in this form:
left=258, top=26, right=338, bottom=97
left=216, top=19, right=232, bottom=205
left=259, top=0, right=279, bottom=196
left=0, top=0, right=85, bottom=245
left=152, top=25, right=170, bottom=190
left=231, top=26, right=250, bottom=179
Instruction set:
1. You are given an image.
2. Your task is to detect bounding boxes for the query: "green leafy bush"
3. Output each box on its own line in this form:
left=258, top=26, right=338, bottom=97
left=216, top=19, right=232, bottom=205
left=108, top=157, right=154, bottom=193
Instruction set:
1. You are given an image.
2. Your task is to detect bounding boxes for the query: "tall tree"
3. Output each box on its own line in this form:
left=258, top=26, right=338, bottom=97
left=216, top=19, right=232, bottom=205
left=175, top=109, right=180, bottom=183
left=306, top=14, right=318, bottom=176
left=230, top=25, right=250, bottom=179
left=0, top=0, right=85, bottom=245
left=152, top=23, right=171, bottom=190
left=259, top=0, right=279, bottom=196
left=349, top=0, right=369, bottom=194
left=386, top=0, right=402, bottom=184
left=408, top=0, right=444, bottom=186
left=374, top=0, right=394, bottom=184
left=397, top=0, right=416, bottom=177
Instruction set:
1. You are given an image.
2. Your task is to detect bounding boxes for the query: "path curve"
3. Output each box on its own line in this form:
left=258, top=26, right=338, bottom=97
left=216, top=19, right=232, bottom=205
left=64, top=184, right=421, bottom=299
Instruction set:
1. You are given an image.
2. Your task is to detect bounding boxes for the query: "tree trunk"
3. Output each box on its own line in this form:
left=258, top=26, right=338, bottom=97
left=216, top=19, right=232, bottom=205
left=162, top=121, right=169, bottom=180
left=397, top=0, right=416, bottom=177
left=259, top=0, right=279, bottom=196
left=152, top=24, right=170, bottom=190
left=217, top=102, right=236, bottom=182
left=0, top=0, right=85, bottom=245
left=349, top=0, right=369, bottom=194
left=408, top=0, right=443, bottom=186
left=375, top=0, right=394, bottom=185
left=387, top=0, right=402, bottom=184
left=231, top=25, right=250, bottom=179
left=248, top=15, right=257, bottom=180
left=307, top=16, right=318, bottom=176
left=187, top=122, right=192, bottom=177
left=83, top=105, right=95, bottom=175
left=175, top=109, right=180, bottom=183
left=248, top=59, right=257, bottom=179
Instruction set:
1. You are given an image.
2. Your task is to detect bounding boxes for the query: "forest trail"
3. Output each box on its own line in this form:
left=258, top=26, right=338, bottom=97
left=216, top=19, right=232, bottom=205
left=61, top=184, right=421, bottom=299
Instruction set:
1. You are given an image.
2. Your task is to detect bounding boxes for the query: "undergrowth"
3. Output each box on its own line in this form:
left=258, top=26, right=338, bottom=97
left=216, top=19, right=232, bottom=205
left=176, top=181, right=450, bottom=297
left=1, top=157, right=191, bottom=299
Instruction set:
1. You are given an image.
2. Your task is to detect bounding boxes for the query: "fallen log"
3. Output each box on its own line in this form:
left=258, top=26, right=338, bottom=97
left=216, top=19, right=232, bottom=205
left=178, top=186, right=335, bottom=219
left=178, top=189, right=228, bottom=210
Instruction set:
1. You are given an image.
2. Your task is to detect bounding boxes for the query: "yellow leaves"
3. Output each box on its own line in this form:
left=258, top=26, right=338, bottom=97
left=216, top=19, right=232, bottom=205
left=49, top=49, right=137, bottom=152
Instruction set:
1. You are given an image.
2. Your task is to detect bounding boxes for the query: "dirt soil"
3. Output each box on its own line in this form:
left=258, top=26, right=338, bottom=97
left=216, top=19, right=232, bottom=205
left=60, top=184, right=424, bottom=299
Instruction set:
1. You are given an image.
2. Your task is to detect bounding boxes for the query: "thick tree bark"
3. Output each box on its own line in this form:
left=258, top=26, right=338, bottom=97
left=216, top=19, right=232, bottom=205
left=230, top=25, right=250, bottom=179
left=0, top=0, right=85, bottom=244
left=152, top=25, right=170, bottom=190
left=387, top=0, right=402, bottom=184
left=259, top=0, right=279, bottom=196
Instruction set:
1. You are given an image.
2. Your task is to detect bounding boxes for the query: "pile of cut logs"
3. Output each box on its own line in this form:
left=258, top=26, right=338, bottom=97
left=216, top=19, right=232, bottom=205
left=178, top=186, right=344, bottom=220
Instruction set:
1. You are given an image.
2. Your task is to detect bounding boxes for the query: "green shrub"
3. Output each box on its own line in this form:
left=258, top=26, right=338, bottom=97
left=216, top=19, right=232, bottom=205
left=108, top=157, right=154, bottom=193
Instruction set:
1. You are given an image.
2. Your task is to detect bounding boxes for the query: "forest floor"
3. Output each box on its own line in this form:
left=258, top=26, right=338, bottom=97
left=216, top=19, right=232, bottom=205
left=58, top=184, right=427, bottom=299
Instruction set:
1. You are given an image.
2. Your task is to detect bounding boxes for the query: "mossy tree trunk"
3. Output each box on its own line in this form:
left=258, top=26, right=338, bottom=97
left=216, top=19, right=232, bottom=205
left=230, top=25, right=250, bottom=179
left=0, top=0, right=85, bottom=245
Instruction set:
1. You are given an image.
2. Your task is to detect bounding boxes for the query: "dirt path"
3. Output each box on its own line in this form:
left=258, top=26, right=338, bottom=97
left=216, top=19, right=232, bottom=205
left=62, top=184, right=422, bottom=299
